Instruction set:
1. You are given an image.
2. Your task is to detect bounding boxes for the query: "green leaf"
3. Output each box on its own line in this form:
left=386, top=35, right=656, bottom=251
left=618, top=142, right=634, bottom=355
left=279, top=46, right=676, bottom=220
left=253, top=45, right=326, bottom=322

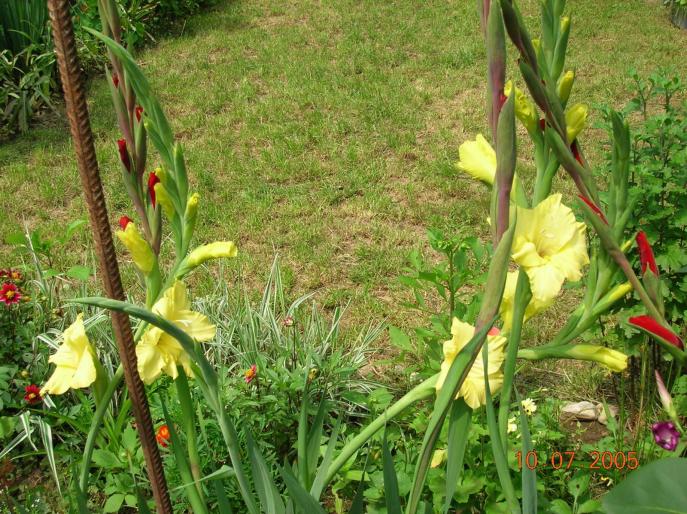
left=103, top=493, right=125, bottom=513
left=443, top=399, right=471, bottom=513
left=518, top=391, right=536, bottom=514
left=66, top=265, right=92, bottom=281
left=389, top=326, right=413, bottom=352
left=603, top=458, right=687, bottom=513
left=383, top=430, right=402, bottom=514
left=567, top=473, right=590, bottom=501
left=92, top=449, right=120, bottom=469
left=310, top=417, right=342, bottom=501
left=246, top=432, right=285, bottom=514
left=548, top=499, right=572, bottom=514
left=577, top=499, right=602, bottom=513
left=280, top=465, right=326, bottom=514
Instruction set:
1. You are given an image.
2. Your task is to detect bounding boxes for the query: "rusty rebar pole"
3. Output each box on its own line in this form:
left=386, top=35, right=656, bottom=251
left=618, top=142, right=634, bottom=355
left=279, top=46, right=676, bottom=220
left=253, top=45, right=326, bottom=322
left=47, top=1, right=172, bottom=511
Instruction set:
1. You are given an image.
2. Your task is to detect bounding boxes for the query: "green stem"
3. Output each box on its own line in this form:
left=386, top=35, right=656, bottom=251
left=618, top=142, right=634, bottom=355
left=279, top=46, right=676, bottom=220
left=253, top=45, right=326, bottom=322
left=175, top=368, right=204, bottom=501
left=324, top=376, right=436, bottom=486
left=498, top=272, right=529, bottom=446
left=79, top=365, right=124, bottom=493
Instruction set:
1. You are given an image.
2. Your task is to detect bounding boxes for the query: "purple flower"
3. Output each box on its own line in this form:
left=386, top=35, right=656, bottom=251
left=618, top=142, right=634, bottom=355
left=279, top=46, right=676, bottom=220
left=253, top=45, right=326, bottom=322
left=652, top=421, right=680, bottom=451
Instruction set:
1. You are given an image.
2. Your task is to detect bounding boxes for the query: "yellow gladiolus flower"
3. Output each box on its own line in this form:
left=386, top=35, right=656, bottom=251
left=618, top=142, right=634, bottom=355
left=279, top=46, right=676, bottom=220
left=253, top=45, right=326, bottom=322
left=500, top=271, right=554, bottom=331
left=457, top=134, right=497, bottom=185
left=435, top=318, right=507, bottom=410
left=116, top=221, right=155, bottom=274
left=42, top=314, right=98, bottom=395
left=565, top=103, right=588, bottom=143
left=557, top=70, right=575, bottom=104
left=511, top=194, right=589, bottom=301
left=504, top=80, right=538, bottom=133
left=136, top=281, right=216, bottom=384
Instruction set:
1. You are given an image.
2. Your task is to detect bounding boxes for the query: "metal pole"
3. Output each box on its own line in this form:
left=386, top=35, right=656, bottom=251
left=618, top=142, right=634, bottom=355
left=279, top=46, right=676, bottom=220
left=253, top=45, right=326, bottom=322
left=46, top=1, right=173, bottom=511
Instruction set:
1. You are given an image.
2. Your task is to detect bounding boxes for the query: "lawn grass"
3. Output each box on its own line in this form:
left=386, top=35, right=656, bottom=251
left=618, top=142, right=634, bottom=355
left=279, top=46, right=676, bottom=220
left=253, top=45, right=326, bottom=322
left=1, top=0, right=685, bottom=339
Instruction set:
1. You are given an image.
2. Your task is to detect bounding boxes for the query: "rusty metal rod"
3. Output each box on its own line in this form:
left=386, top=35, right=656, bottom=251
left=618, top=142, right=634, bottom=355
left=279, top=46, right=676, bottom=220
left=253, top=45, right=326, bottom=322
left=46, top=1, right=172, bottom=511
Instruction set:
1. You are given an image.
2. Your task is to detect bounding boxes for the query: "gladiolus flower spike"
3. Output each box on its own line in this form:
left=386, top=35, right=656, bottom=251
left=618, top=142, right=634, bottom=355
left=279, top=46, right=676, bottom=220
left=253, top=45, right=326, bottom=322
left=629, top=315, right=684, bottom=351
left=119, top=215, right=133, bottom=230
left=636, top=231, right=658, bottom=275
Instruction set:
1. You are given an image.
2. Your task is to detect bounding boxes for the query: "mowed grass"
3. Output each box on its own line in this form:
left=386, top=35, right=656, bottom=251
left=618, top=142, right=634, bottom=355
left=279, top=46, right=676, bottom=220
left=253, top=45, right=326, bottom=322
left=1, top=0, right=685, bottom=334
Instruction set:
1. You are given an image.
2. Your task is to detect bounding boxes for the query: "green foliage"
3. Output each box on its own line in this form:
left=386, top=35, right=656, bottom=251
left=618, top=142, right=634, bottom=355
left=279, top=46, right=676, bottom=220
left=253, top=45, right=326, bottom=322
left=604, top=69, right=687, bottom=326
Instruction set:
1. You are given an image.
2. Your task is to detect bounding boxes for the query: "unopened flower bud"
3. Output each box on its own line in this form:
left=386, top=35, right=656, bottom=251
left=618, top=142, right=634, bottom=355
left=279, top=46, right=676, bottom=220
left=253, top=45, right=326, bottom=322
left=565, top=103, right=588, bottom=144
left=557, top=70, right=575, bottom=104
left=117, top=139, right=131, bottom=173
left=116, top=222, right=155, bottom=274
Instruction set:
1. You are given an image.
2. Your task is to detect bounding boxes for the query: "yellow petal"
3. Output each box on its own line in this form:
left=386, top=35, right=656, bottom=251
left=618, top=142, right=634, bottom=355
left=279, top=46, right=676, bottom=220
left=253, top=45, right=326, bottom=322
left=187, top=242, right=238, bottom=268
left=457, top=134, right=497, bottom=185
left=116, top=223, right=155, bottom=274
left=565, top=103, right=588, bottom=144
left=176, top=310, right=217, bottom=341
left=154, top=182, right=176, bottom=220
left=557, top=70, right=575, bottom=104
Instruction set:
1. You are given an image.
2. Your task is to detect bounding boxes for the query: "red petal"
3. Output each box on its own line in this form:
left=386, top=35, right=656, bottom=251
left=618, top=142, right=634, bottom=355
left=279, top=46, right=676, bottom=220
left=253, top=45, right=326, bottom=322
left=118, top=216, right=132, bottom=230
left=147, top=172, right=160, bottom=207
left=630, top=315, right=683, bottom=350
left=578, top=195, right=608, bottom=224
left=135, top=105, right=143, bottom=122
left=117, top=139, right=131, bottom=172
left=636, top=231, right=658, bottom=275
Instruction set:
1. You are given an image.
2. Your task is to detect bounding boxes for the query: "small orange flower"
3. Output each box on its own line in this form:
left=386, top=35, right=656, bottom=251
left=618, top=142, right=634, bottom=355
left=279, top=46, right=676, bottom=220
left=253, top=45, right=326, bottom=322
left=244, top=364, right=257, bottom=384
left=156, top=425, right=170, bottom=447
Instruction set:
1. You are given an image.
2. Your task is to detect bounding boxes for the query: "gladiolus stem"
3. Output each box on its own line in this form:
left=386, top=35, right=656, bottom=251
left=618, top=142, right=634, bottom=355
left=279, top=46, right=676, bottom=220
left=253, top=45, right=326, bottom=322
left=79, top=365, right=124, bottom=494
left=498, top=272, right=529, bottom=446
left=324, top=376, right=436, bottom=486
left=175, top=368, right=204, bottom=500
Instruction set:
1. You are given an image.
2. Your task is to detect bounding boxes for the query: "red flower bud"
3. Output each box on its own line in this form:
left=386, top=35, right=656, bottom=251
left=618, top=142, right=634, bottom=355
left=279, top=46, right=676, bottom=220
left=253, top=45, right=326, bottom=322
left=539, top=118, right=546, bottom=131
left=488, top=327, right=501, bottom=336
left=571, top=140, right=584, bottom=166
left=112, top=72, right=119, bottom=88
left=135, top=105, right=143, bottom=122
left=629, top=315, right=683, bottom=350
left=118, top=216, right=133, bottom=230
left=578, top=194, right=608, bottom=224
left=117, top=139, right=131, bottom=172
left=148, top=172, right=160, bottom=207
left=636, top=231, right=658, bottom=275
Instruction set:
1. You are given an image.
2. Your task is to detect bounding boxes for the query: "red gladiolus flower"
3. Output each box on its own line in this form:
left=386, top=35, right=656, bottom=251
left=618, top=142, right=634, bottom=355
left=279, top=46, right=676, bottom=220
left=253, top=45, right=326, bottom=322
left=0, top=283, right=21, bottom=305
left=119, top=215, right=133, bottom=230
left=117, top=139, right=131, bottom=172
left=112, top=72, right=120, bottom=88
left=629, top=315, right=684, bottom=350
left=636, top=231, right=658, bottom=275
left=244, top=364, right=257, bottom=384
left=156, top=425, right=170, bottom=447
left=148, top=172, right=160, bottom=207
left=24, top=385, right=42, bottom=405
left=538, top=118, right=547, bottom=132
left=578, top=194, right=608, bottom=224
left=135, top=105, right=143, bottom=122
left=571, top=140, right=584, bottom=166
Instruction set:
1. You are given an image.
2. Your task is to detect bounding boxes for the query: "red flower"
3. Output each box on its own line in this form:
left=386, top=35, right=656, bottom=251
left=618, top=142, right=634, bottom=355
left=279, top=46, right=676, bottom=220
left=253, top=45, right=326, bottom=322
left=118, top=215, right=133, bottom=230
left=9, top=269, right=22, bottom=281
left=112, top=72, right=120, bottom=88
left=0, top=283, right=21, bottom=305
left=636, top=231, right=658, bottom=275
left=578, top=194, right=608, bottom=224
left=0, top=270, right=8, bottom=278
left=488, top=327, right=501, bottom=336
left=24, top=385, right=42, bottom=405
left=117, top=139, right=131, bottom=172
left=629, top=315, right=684, bottom=350
left=538, top=118, right=546, bottom=131
left=148, top=172, right=160, bottom=207
left=244, top=364, right=257, bottom=384
left=156, top=425, right=170, bottom=447
left=135, top=105, right=143, bottom=122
